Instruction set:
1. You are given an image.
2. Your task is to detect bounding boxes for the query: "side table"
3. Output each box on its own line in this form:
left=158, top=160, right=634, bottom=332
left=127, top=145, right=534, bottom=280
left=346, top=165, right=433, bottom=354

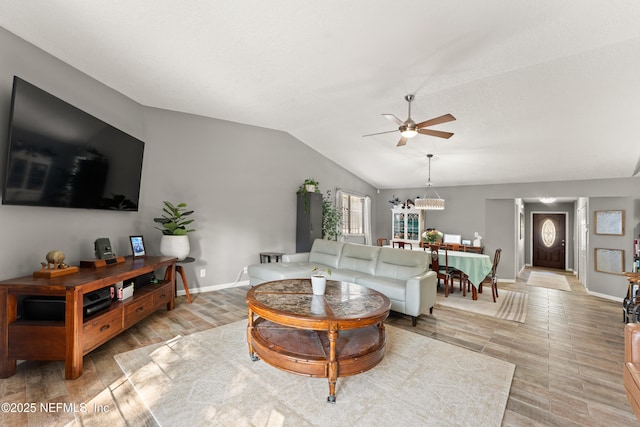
left=172, top=257, right=194, bottom=303
left=259, top=252, right=284, bottom=263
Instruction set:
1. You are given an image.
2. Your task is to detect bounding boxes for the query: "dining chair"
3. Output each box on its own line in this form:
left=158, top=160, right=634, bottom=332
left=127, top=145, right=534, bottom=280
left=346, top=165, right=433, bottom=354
left=377, top=237, right=390, bottom=247
left=430, top=247, right=453, bottom=296
left=393, top=241, right=412, bottom=250
left=479, top=248, right=502, bottom=302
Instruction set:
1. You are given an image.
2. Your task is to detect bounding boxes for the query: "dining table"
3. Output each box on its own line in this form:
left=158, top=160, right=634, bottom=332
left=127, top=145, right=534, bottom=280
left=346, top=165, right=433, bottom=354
left=389, top=244, right=493, bottom=300
left=437, top=249, right=493, bottom=300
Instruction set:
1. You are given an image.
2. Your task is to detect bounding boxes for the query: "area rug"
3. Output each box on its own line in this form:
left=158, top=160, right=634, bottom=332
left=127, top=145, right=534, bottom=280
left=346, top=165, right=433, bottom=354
left=115, top=320, right=515, bottom=427
left=526, top=271, right=571, bottom=291
left=436, top=288, right=528, bottom=323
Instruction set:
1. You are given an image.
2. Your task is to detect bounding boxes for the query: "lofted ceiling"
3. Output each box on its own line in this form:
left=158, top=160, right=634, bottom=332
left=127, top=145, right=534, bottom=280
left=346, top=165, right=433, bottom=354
left=1, top=1, right=640, bottom=190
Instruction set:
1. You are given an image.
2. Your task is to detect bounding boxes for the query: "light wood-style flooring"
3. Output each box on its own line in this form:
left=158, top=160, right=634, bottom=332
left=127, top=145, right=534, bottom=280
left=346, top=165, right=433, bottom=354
left=0, top=267, right=636, bottom=426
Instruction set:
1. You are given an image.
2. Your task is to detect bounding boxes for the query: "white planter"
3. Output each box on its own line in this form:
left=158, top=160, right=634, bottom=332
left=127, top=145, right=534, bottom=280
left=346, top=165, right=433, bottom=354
left=159, top=235, right=190, bottom=261
left=311, top=275, right=326, bottom=295
left=310, top=295, right=326, bottom=314
left=305, top=184, right=316, bottom=192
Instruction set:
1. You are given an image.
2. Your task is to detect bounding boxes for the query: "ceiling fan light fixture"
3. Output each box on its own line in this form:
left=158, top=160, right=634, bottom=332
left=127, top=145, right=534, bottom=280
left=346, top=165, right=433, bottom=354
left=399, top=122, right=418, bottom=138
left=400, top=129, right=418, bottom=138
left=415, top=154, right=445, bottom=210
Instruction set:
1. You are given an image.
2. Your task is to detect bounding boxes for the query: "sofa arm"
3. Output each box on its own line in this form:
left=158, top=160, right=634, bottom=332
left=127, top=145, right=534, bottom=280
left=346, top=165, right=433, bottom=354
left=282, top=252, right=310, bottom=263
left=404, top=270, right=438, bottom=317
left=626, top=323, right=640, bottom=363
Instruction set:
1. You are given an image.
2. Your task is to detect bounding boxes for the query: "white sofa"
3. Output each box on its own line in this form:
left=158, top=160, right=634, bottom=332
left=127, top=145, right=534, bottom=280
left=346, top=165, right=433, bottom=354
left=248, top=239, right=437, bottom=326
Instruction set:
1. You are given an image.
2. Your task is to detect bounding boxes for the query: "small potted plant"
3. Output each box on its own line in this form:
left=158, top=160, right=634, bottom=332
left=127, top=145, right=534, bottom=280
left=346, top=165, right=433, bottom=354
left=423, top=230, right=442, bottom=245
left=311, top=266, right=332, bottom=295
left=154, top=201, right=195, bottom=260
left=297, top=178, right=320, bottom=213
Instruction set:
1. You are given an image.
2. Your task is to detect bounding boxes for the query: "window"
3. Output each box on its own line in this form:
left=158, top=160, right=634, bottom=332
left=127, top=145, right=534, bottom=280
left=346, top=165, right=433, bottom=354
left=341, top=193, right=364, bottom=235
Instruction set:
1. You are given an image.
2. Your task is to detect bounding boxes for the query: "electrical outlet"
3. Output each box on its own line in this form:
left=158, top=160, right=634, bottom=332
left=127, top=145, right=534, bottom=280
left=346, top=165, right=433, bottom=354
left=243, top=266, right=248, bottom=274
left=199, top=269, right=206, bottom=278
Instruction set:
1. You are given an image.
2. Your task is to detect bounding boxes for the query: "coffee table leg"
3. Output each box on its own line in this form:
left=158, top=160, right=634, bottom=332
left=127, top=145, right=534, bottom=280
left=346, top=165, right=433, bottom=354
left=327, top=328, right=338, bottom=403
left=247, top=308, right=259, bottom=361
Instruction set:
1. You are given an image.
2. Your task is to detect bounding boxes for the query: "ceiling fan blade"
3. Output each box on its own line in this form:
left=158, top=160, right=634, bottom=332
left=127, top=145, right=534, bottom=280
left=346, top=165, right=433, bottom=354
left=396, top=136, right=408, bottom=147
left=418, top=128, right=454, bottom=139
left=362, top=129, right=397, bottom=137
left=416, top=113, right=456, bottom=128
left=382, top=114, right=404, bottom=126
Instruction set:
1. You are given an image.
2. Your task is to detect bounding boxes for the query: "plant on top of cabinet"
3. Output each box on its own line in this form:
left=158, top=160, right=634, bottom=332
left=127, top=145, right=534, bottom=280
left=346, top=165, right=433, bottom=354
left=298, top=178, right=320, bottom=212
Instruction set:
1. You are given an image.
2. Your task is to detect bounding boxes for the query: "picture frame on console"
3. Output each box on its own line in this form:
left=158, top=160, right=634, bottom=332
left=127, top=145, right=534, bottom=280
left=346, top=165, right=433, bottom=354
left=130, top=235, right=146, bottom=258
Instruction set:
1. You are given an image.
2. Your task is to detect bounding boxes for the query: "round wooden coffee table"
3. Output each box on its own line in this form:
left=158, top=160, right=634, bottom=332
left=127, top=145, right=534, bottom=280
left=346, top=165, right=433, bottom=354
left=246, top=279, right=391, bottom=403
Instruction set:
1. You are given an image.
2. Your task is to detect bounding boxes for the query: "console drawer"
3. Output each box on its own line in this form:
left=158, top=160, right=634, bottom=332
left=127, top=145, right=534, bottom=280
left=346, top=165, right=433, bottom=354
left=123, top=294, right=154, bottom=329
left=83, top=308, right=122, bottom=353
left=153, top=282, right=172, bottom=308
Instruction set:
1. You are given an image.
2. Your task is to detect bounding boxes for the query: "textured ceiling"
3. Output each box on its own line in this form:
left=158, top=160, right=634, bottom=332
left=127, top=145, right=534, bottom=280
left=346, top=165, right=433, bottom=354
left=1, top=0, right=639, bottom=189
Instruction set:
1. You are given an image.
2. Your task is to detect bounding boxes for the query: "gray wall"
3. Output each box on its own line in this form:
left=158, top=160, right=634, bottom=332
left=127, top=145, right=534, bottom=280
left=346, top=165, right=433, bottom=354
left=376, top=179, right=640, bottom=297
left=1, top=26, right=639, bottom=300
left=588, top=197, right=635, bottom=299
left=0, top=28, right=375, bottom=291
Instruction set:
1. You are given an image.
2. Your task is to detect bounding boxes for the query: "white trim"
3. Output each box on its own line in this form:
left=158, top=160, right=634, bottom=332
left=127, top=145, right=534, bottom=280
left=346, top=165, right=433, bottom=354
left=176, top=280, right=249, bottom=296
left=588, top=289, right=622, bottom=303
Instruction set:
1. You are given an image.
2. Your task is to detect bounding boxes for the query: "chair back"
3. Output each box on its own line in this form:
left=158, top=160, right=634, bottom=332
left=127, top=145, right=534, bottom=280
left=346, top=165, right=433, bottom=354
left=490, top=248, right=502, bottom=277
left=393, top=241, right=412, bottom=250
left=430, top=248, right=440, bottom=271
left=377, top=237, right=389, bottom=247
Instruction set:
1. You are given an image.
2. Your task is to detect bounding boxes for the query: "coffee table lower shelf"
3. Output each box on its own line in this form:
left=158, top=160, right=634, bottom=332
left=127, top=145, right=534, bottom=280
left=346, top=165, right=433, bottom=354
left=248, top=317, right=386, bottom=402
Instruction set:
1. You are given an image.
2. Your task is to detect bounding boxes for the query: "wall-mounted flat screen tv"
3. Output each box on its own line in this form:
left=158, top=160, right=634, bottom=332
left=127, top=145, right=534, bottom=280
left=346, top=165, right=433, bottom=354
left=2, top=76, right=144, bottom=211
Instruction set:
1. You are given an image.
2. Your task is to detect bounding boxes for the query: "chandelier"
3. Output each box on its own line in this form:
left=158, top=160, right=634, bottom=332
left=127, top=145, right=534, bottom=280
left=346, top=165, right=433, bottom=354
left=414, top=154, right=445, bottom=210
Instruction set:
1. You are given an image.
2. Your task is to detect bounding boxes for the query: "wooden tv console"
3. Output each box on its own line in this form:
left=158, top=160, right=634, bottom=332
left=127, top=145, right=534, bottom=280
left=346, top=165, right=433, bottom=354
left=0, top=256, right=176, bottom=380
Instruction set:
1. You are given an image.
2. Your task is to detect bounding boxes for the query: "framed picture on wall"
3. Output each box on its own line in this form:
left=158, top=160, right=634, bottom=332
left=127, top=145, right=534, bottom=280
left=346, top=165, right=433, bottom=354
left=594, top=248, right=624, bottom=274
left=594, top=210, right=624, bottom=235
left=129, top=235, right=146, bottom=258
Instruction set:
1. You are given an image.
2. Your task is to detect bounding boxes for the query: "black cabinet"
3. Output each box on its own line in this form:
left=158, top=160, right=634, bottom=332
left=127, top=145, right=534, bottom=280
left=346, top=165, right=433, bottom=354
left=296, top=192, right=322, bottom=252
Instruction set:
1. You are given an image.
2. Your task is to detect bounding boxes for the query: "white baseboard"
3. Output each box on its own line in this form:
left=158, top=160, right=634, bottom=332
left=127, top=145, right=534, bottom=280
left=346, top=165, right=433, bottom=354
left=176, top=280, right=250, bottom=297
left=587, top=289, right=623, bottom=303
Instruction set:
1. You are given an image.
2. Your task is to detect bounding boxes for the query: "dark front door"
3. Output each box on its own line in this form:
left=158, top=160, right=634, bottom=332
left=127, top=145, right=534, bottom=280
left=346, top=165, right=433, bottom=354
left=533, top=213, right=566, bottom=270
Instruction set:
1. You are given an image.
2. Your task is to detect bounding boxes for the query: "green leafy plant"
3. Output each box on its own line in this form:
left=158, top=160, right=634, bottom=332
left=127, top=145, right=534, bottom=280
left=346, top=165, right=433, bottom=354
left=297, top=178, right=320, bottom=213
left=322, top=190, right=342, bottom=241
left=311, top=266, right=332, bottom=277
left=153, top=201, right=195, bottom=235
left=423, top=229, right=441, bottom=243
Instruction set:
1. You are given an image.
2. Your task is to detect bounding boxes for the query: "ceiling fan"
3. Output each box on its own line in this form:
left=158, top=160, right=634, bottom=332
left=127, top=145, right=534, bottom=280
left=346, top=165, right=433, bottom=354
left=363, top=95, right=456, bottom=147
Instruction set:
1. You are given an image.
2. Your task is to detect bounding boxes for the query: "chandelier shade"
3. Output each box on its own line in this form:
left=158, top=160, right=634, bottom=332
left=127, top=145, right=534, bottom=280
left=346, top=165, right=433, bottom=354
left=415, top=154, right=445, bottom=210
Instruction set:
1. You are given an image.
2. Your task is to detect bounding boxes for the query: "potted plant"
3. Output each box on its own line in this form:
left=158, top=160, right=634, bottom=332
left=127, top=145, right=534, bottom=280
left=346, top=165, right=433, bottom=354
left=153, top=201, right=195, bottom=260
left=322, top=190, right=342, bottom=241
left=297, top=178, right=320, bottom=213
left=423, top=229, right=442, bottom=245
left=311, top=266, right=331, bottom=295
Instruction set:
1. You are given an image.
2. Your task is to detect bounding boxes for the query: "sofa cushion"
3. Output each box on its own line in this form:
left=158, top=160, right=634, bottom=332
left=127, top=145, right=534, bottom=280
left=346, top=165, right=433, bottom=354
left=308, top=239, right=344, bottom=269
left=330, top=268, right=369, bottom=283
left=337, top=243, right=380, bottom=276
left=355, top=275, right=406, bottom=301
left=374, top=248, right=430, bottom=281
